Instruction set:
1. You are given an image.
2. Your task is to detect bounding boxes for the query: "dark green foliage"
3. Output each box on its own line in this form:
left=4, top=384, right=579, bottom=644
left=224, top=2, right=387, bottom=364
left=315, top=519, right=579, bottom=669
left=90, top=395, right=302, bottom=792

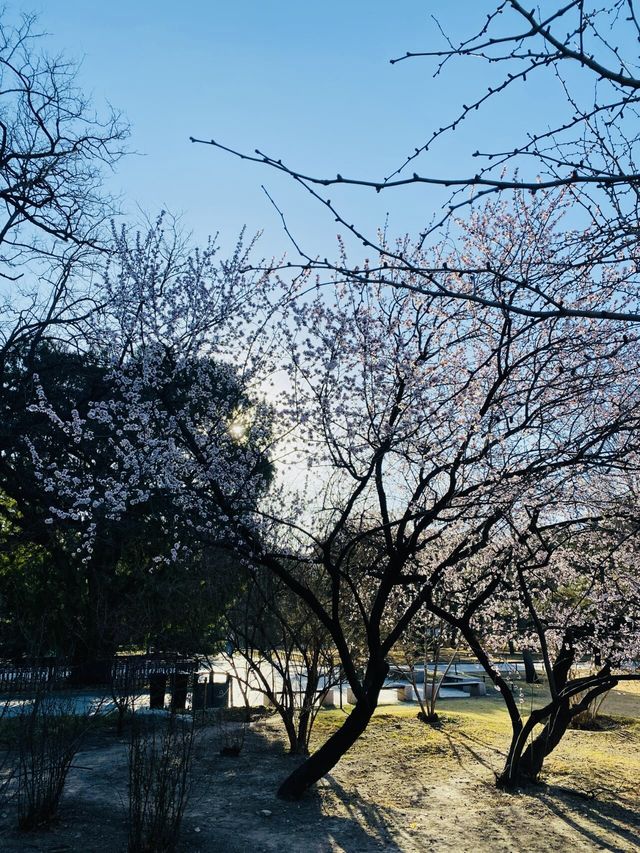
left=0, top=342, right=271, bottom=665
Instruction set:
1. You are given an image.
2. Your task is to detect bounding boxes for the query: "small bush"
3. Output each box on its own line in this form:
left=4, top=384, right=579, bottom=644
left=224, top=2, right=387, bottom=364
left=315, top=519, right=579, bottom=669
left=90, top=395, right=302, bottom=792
left=128, top=712, right=194, bottom=853
left=214, top=708, right=246, bottom=756
left=111, top=660, right=146, bottom=736
left=0, top=696, right=17, bottom=812
left=16, top=691, right=101, bottom=829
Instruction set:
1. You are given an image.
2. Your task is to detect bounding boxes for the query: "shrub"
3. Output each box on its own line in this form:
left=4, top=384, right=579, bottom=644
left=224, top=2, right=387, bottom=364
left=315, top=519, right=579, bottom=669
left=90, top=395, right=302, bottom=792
left=16, top=691, right=101, bottom=829
left=128, top=712, right=194, bottom=853
left=214, top=707, right=246, bottom=757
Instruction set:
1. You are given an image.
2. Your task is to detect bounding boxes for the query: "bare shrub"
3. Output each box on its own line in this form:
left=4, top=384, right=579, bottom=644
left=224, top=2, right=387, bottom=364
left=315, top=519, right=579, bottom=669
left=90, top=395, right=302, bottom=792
left=395, top=611, right=460, bottom=725
left=0, top=695, right=17, bottom=812
left=128, top=712, right=194, bottom=853
left=213, top=708, right=246, bottom=757
left=111, top=658, right=146, bottom=736
left=223, top=566, right=339, bottom=755
left=16, top=691, right=102, bottom=830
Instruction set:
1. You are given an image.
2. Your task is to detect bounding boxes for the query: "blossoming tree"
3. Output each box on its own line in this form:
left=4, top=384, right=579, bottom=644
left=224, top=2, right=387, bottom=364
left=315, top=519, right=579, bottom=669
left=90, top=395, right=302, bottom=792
left=28, top=195, right=640, bottom=799
left=248, top=193, right=640, bottom=797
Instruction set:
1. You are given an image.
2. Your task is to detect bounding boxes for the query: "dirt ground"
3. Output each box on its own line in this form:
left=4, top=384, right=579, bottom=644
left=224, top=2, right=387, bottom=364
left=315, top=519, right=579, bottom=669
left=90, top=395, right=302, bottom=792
left=0, top=684, right=639, bottom=852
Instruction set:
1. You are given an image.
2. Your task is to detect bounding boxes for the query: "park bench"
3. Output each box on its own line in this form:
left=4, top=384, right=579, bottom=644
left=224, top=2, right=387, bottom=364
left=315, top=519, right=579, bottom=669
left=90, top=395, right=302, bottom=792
left=441, top=674, right=487, bottom=696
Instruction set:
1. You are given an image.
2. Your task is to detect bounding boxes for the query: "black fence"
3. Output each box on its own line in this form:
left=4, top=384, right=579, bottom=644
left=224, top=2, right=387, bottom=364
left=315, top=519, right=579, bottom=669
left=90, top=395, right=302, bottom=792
left=0, top=654, right=199, bottom=697
left=0, top=655, right=230, bottom=714
left=0, top=659, right=68, bottom=695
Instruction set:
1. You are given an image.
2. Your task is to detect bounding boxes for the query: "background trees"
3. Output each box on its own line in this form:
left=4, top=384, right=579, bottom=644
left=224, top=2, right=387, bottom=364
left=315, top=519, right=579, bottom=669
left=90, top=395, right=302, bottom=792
left=0, top=219, right=276, bottom=671
left=0, top=12, right=128, bottom=377
left=223, top=562, right=338, bottom=755
left=0, top=13, right=126, bottom=258
left=0, top=11, right=129, bottom=664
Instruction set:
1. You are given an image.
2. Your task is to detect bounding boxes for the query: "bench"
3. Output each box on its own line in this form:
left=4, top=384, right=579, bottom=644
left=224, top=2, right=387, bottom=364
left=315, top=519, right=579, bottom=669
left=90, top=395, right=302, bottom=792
left=442, top=676, right=486, bottom=696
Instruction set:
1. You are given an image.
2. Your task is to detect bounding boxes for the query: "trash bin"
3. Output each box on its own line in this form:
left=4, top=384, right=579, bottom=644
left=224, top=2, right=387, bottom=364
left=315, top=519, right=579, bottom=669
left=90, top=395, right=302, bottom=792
left=149, top=673, right=167, bottom=709
left=192, top=676, right=229, bottom=710
left=170, top=672, right=189, bottom=711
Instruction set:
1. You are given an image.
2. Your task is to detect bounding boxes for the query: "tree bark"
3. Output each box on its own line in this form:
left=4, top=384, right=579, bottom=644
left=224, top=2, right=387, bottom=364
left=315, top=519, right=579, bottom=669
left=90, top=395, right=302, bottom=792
left=295, top=708, right=311, bottom=754
left=497, top=676, right=616, bottom=787
left=519, top=702, right=572, bottom=779
left=497, top=698, right=571, bottom=787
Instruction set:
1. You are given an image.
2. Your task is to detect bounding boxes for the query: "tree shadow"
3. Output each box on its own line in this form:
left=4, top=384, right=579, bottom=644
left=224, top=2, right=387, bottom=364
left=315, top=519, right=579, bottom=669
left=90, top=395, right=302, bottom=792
left=440, top=726, right=503, bottom=776
left=186, top=717, right=400, bottom=852
left=428, top=723, right=639, bottom=853
left=525, top=784, right=640, bottom=853
left=318, top=773, right=403, bottom=852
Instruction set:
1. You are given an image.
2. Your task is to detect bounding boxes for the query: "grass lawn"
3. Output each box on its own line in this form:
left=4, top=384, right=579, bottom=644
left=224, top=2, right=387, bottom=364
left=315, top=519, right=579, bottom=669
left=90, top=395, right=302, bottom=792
left=307, top=680, right=640, bottom=850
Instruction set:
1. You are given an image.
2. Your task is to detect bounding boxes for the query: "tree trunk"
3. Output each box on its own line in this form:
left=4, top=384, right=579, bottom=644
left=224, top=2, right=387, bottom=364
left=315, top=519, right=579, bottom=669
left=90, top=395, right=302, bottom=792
left=497, top=698, right=572, bottom=787
left=295, top=709, right=311, bottom=755
left=515, top=680, right=615, bottom=781
left=67, top=645, right=113, bottom=686
left=277, top=663, right=387, bottom=800
left=498, top=642, right=581, bottom=786
left=519, top=703, right=572, bottom=779
left=277, top=694, right=375, bottom=799
left=67, top=551, right=115, bottom=686
left=282, top=713, right=301, bottom=754
left=498, top=683, right=616, bottom=787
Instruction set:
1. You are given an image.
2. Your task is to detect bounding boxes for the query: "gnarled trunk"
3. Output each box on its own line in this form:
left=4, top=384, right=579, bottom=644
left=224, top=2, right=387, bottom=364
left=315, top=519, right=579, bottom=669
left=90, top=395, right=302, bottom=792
left=497, top=699, right=572, bottom=787
left=277, top=662, right=388, bottom=800
left=497, top=677, right=616, bottom=788
left=518, top=701, right=573, bottom=780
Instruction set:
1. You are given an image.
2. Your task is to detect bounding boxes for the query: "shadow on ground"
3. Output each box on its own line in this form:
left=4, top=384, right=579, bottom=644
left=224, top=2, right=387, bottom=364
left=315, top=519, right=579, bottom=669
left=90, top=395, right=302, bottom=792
left=528, top=784, right=640, bottom=853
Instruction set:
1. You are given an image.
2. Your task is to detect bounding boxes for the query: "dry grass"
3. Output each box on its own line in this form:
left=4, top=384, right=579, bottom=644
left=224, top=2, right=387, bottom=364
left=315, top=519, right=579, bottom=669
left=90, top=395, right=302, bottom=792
left=314, top=682, right=640, bottom=801
left=306, top=687, right=640, bottom=851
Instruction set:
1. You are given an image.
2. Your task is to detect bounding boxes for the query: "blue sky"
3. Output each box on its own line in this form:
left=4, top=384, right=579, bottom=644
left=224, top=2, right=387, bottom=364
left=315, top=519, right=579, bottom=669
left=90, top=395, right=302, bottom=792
left=17, top=1, right=570, bottom=261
